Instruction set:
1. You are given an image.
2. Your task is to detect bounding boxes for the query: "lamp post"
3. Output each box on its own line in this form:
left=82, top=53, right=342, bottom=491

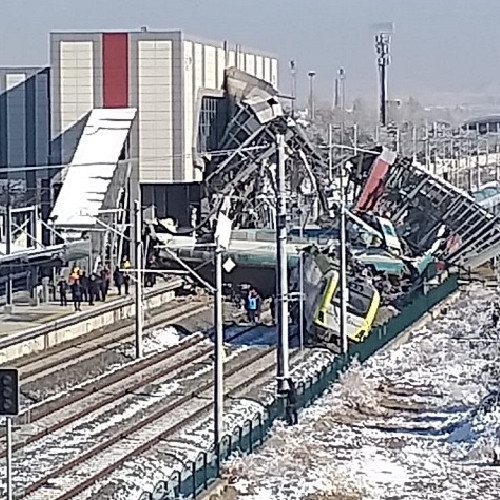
left=308, top=71, right=316, bottom=123
left=339, top=162, right=348, bottom=355
left=213, top=200, right=232, bottom=453
left=134, top=199, right=143, bottom=359
left=338, top=67, right=346, bottom=146
left=275, top=132, right=290, bottom=411
left=374, top=24, right=393, bottom=127
left=290, top=60, right=297, bottom=118
left=213, top=243, right=223, bottom=448
left=298, top=196, right=305, bottom=352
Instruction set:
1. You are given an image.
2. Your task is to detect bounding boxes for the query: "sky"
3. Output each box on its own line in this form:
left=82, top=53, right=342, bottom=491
left=1, top=0, right=500, bottom=106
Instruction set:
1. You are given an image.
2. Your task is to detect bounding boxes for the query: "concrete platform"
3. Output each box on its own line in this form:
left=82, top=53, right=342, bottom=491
left=0, top=278, right=185, bottom=364
left=0, top=289, right=126, bottom=338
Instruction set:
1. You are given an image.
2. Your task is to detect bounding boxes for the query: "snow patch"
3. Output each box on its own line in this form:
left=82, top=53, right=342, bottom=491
left=142, top=326, right=182, bottom=354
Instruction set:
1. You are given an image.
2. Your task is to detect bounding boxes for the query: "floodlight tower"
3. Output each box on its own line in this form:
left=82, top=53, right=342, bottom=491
left=338, top=66, right=346, bottom=144
left=290, top=60, right=297, bottom=118
left=374, top=23, right=393, bottom=127
left=308, top=70, right=316, bottom=122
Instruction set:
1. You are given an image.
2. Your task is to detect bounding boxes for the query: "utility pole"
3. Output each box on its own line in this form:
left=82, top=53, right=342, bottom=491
left=374, top=25, right=393, bottom=128
left=496, top=123, right=500, bottom=182
left=134, top=199, right=143, bottom=359
left=328, top=123, right=333, bottom=182
left=467, top=139, right=473, bottom=191
left=6, top=415, right=12, bottom=500
left=6, top=183, right=12, bottom=313
left=213, top=244, right=224, bottom=449
left=412, top=126, right=418, bottom=163
left=338, top=67, right=346, bottom=146
left=213, top=198, right=232, bottom=450
left=290, top=60, right=297, bottom=118
left=308, top=71, right=316, bottom=123
left=339, top=162, right=348, bottom=354
left=298, top=194, right=305, bottom=352
left=275, top=133, right=290, bottom=411
left=353, top=123, right=358, bottom=155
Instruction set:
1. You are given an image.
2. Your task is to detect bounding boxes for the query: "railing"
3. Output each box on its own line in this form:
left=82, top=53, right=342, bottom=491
left=140, top=273, right=460, bottom=500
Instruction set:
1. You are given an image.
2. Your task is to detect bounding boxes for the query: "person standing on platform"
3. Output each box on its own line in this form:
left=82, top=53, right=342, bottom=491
left=57, top=276, right=68, bottom=306
left=88, top=274, right=98, bottom=305
left=71, top=280, right=82, bottom=311
left=114, top=266, right=124, bottom=295
left=122, top=256, right=132, bottom=295
left=94, top=273, right=104, bottom=301
left=79, top=271, right=89, bottom=303
left=70, top=266, right=80, bottom=285
left=101, top=267, right=110, bottom=299
left=100, top=271, right=108, bottom=301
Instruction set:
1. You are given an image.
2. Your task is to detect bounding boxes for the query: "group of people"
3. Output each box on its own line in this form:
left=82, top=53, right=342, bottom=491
left=58, top=266, right=111, bottom=311
left=57, top=257, right=133, bottom=311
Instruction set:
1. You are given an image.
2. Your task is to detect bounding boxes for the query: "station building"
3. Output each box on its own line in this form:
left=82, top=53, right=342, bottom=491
left=49, top=30, right=278, bottom=224
left=0, top=29, right=279, bottom=236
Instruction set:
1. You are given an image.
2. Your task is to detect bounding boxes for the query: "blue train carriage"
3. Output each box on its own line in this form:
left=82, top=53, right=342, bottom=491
left=472, top=181, right=500, bottom=215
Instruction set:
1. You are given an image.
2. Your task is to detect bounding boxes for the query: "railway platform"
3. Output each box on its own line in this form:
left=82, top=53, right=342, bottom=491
left=0, top=288, right=126, bottom=338
left=0, top=277, right=185, bottom=364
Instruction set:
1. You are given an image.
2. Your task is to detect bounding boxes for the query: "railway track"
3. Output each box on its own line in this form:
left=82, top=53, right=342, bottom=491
left=22, top=341, right=288, bottom=500
left=0, top=301, right=210, bottom=436
left=4, top=328, right=286, bottom=499
left=16, top=298, right=210, bottom=382
left=3, top=319, right=258, bottom=457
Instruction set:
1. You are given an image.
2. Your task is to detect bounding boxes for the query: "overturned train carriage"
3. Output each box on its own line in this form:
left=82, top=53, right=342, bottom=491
left=300, top=247, right=380, bottom=351
left=199, top=68, right=329, bottom=231
left=349, top=149, right=500, bottom=270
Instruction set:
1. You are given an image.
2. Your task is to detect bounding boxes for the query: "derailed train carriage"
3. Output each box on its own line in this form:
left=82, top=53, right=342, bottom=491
left=313, top=268, right=381, bottom=344
left=296, top=246, right=381, bottom=351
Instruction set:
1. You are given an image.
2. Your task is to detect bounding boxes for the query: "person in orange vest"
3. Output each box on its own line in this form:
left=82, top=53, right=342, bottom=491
left=70, top=266, right=80, bottom=284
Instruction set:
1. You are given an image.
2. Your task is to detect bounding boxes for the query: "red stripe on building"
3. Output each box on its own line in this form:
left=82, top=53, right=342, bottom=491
left=102, top=33, right=128, bottom=108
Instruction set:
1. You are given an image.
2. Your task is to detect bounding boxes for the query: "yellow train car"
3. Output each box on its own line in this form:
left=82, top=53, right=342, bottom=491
left=313, top=270, right=380, bottom=344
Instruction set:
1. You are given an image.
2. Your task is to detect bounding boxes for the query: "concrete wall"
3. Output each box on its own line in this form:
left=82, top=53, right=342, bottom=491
left=136, top=38, right=175, bottom=183
left=50, top=34, right=101, bottom=143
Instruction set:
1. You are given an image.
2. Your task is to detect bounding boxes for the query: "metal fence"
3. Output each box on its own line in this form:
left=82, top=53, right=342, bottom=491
left=141, top=273, right=460, bottom=500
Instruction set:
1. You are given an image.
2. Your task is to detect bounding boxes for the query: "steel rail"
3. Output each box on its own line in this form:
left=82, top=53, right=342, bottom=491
left=25, top=343, right=287, bottom=500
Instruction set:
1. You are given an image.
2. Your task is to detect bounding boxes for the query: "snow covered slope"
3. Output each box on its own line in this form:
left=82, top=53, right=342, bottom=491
left=225, top=285, right=500, bottom=500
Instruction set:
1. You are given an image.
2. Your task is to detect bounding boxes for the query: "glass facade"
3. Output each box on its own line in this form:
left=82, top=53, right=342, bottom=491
left=0, top=67, right=51, bottom=206
left=196, top=95, right=228, bottom=153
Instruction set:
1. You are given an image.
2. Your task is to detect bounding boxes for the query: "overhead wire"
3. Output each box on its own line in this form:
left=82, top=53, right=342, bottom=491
left=0, top=145, right=269, bottom=174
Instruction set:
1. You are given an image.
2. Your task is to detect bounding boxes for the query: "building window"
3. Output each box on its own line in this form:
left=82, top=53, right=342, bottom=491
left=196, top=96, right=227, bottom=153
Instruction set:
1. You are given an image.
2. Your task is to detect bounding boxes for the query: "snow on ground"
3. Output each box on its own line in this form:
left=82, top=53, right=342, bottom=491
left=76, top=347, right=340, bottom=499
left=19, top=326, right=191, bottom=412
left=140, top=326, right=183, bottom=353
left=0, top=343, right=253, bottom=497
left=223, top=285, right=500, bottom=500
left=79, top=399, right=268, bottom=500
